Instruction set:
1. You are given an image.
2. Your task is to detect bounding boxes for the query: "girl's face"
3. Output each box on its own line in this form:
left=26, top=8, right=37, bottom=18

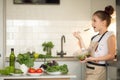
left=92, top=15, right=105, bottom=32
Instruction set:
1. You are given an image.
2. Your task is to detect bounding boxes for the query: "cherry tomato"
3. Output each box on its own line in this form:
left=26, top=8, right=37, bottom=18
left=36, top=68, right=43, bottom=73
left=28, top=68, right=36, bottom=73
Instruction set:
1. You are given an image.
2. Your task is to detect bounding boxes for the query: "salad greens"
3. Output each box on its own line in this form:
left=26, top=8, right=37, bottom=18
left=14, top=69, right=23, bottom=74
left=17, top=53, right=35, bottom=67
left=59, top=64, right=68, bottom=74
left=0, top=66, right=14, bottom=75
left=46, top=65, right=60, bottom=72
left=40, top=60, right=68, bottom=74
left=0, top=66, right=23, bottom=75
left=46, top=64, right=68, bottom=74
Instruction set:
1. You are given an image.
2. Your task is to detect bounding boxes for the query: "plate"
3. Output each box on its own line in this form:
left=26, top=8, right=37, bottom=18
left=47, top=71, right=62, bottom=75
left=27, top=73, right=43, bottom=76
left=10, top=73, right=23, bottom=76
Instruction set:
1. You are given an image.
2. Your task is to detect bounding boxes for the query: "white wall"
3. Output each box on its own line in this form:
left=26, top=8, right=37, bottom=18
left=5, top=0, right=92, bottom=57
left=5, top=0, right=116, bottom=57
left=91, top=0, right=116, bottom=35
left=0, top=0, right=4, bottom=68
left=91, top=0, right=116, bottom=14
left=6, top=0, right=91, bottom=20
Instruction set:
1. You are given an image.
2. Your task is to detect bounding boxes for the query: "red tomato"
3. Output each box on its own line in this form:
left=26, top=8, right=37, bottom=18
left=28, top=68, right=36, bottom=73
left=36, top=68, right=43, bottom=73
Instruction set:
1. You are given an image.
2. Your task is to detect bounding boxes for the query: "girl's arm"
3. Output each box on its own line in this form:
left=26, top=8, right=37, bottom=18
left=73, top=32, right=86, bottom=49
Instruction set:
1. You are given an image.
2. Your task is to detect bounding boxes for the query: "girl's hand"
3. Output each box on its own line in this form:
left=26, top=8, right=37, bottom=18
left=73, top=31, right=86, bottom=51
left=73, top=32, right=82, bottom=40
left=79, top=59, right=87, bottom=63
left=85, top=57, right=98, bottom=62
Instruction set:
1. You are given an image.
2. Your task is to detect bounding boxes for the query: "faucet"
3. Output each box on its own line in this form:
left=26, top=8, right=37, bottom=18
left=57, top=35, right=66, bottom=58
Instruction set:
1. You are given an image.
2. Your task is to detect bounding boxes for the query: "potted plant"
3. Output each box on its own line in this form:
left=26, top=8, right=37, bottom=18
left=42, top=41, right=54, bottom=56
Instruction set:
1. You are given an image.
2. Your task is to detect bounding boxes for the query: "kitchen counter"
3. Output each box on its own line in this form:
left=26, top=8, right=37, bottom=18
left=0, top=74, right=76, bottom=80
left=6, top=56, right=78, bottom=62
left=5, top=57, right=82, bottom=80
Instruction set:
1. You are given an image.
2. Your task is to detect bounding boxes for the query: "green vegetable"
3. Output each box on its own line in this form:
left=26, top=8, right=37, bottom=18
left=42, top=41, right=54, bottom=55
left=46, top=65, right=60, bottom=72
left=0, top=66, right=15, bottom=75
left=42, top=42, right=54, bottom=50
left=39, top=54, right=52, bottom=58
left=59, top=64, right=68, bottom=74
left=77, top=54, right=86, bottom=61
left=17, top=53, right=35, bottom=67
left=44, top=60, right=69, bottom=74
left=46, top=64, right=68, bottom=74
left=14, top=69, right=23, bottom=74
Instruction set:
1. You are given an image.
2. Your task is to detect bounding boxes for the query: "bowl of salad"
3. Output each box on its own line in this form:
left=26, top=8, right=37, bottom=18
left=74, top=49, right=91, bottom=61
left=40, top=60, right=68, bottom=75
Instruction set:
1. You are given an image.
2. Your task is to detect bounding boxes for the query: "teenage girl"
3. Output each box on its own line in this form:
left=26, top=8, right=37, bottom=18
left=73, top=5, right=116, bottom=80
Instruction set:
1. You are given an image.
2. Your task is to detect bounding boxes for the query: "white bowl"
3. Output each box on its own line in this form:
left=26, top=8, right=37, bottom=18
left=20, top=64, right=28, bottom=75
left=10, top=73, right=23, bottom=76
left=27, top=73, right=43, bottom=76
left=47, top=71, right=62, bottom=75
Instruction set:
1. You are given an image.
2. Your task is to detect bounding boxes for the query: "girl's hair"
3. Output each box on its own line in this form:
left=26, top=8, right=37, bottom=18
left=93, top=5, right=114, bottom=27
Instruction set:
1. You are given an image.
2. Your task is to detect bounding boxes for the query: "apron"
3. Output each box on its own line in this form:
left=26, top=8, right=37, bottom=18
left=89, top=41, right=98, bottom=57
left=85, top=31, right=108, bottom=80
left=85, top=63, right=106, bottom=80
left=89, top=31, right=108, bottom=57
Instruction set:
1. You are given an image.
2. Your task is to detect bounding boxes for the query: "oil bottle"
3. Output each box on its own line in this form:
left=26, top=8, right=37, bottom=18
left=9, top=48, right=15, bottom=72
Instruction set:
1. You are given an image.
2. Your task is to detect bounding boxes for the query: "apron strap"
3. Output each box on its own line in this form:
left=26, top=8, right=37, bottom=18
left=94, top=31, right=108, bottom=51
left=98, top=31, right=108, bottom=42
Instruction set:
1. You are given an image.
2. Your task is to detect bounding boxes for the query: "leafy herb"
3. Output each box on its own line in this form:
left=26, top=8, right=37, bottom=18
left=42, top=41, right=54, bottom=55
left=40, top=60, right=68, bottom=74
left=59, top=64, right=68, bottom=74
left=46, top=65, right=60, bottom=72
left=17, top=53, right=35, bottom=68
left=39, top=54, right=52, bottom=58
left=0, top=66, right=14, bottom=75
left=14, top=69, right=23, bottom=74
left=46, top=64, right=68, bottom=74
left=42, top=42, right=54, bottom=50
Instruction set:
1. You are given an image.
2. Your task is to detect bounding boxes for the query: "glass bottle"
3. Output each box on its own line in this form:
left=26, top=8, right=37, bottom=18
left=9, top=48, right=15, bottom=72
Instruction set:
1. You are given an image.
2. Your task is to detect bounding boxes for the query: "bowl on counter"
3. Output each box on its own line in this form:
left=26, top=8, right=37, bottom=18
left=46, top=71, right=62, bottom=75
